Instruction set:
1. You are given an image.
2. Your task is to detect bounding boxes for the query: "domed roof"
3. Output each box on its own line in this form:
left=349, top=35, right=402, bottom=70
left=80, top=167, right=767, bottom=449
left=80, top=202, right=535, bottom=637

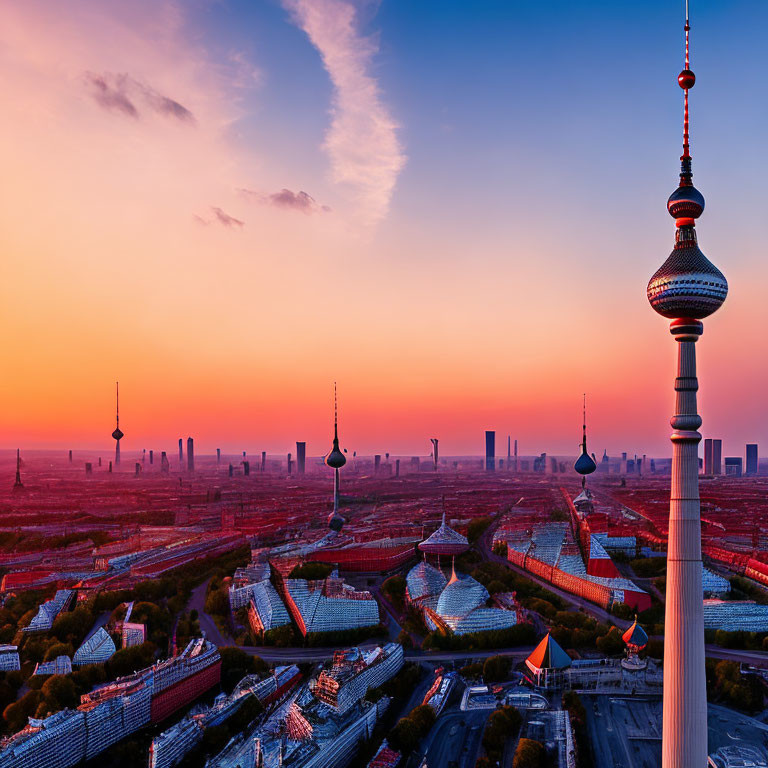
left=406, top=560, right=447, bottom=602
left=622, top=618, right=648, bottom=649
left=435, top=571, right=488, bottom=619
left=647, top=237, right=728, bottom=319
left=112, top=428, right=124, bottom=441
left=574, top=449, right=596, bottom=476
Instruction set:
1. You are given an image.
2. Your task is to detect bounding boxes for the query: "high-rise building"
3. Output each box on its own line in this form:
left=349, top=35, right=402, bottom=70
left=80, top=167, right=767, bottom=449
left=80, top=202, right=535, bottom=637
left=704, top=438, right=713, bottom=475
left=485, top=431, right=495, bottom=472
left=187, top=438, right=194, bottom=473
left=296, top=442, right=306, bottom=475
left=746, top=444, right=758, bottom=476
left=112, top=382, right=124, bottom=466
left=645, top=6, right=728, bottom=766
left=325, top=384, right=346, bottom=533
left=712, top=438, right=722, bottom=475
left=430, top=438, right=439, bottom=471
left=161, top=452, right=169, bottom=474
left=178, top=438, right=184, bottom=466
left=724, top=457, right=742, bottom=477
left=374, top=455, right=381, bottom=474
left=217, top=448, right=221, bottom=465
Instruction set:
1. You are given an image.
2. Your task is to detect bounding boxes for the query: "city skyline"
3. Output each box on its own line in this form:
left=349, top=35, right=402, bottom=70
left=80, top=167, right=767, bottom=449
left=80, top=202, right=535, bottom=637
left=0, top=0, right=765, bottom=454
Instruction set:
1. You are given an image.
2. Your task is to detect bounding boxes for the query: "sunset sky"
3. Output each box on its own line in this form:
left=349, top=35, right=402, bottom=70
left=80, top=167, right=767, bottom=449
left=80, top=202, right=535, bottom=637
left=0, top=0, right=765, bottom=459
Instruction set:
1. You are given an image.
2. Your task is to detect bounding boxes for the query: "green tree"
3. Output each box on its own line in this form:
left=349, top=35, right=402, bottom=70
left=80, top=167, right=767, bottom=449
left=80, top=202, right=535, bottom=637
left=513, top=738, right=546, bottom=768
left=483, top=654, right=512, bottom=683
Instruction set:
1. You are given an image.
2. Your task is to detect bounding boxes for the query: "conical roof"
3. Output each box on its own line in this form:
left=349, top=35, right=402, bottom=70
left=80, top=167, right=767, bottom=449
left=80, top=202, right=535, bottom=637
left=525, top=633, right=571, bottom=673
left=418, top=511, right=469, bottom=555
left=622, top=618, right=648, bottom=649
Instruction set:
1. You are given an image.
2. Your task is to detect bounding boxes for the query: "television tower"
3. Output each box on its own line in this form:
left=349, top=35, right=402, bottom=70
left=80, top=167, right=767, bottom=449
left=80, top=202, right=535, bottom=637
left=13, top=449, right=23, bottom=490
left=112, top=381, right=124, bottom=466
left=573, top=395, right=596, bottom=491
left=646, top=4, right=728, bottom=766
left=325, top=383, right=346, bottom=532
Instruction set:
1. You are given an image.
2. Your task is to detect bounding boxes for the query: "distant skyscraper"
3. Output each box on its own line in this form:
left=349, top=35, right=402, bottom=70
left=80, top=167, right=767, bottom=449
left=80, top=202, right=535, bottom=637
left=178, top=438, right=184, bottom=466
left=261, top=451, right=266, bottom=473
left=725, top=457, right=742, bottom=477
left=296, top=442, right=306, bottom=475
left=704, top=438, right=713, bottom=475
left=514, top=439, right=518, bottom=472
left=646, top=6, right=728, bottom=767
left=111, top=382, right=124, bottom=466
left=325, top=383, right=346, bottom=533
left=374, top=454, right=381, bottom=473
left=286, top=453, right=292, bottom=474
left=431, top=438, right=439, bottom=471
left=746, top=444, right=758, bottom=476
left=161, top=451, right=169, bottom=474
left=186, top=437, right=194, bottom=472
left=149, top=450, right=153, bottom=465
left=485, top=431, right=495, bottom=472
left=217, top=448, right=221, bottom=465
left=713, top=438, right=722, bottom=475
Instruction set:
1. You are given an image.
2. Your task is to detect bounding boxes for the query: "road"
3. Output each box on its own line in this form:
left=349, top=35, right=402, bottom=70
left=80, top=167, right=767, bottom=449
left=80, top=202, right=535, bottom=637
left=239, top=644, right=538, bottom=664
left=188, top=578, right=232, bottom=647
left=419, top=709, right=489, bottom=768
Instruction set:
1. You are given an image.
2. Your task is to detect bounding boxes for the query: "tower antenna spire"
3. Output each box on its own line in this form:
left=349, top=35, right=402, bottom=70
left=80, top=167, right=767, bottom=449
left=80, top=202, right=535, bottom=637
left=116, top=381, right=119, bottom=428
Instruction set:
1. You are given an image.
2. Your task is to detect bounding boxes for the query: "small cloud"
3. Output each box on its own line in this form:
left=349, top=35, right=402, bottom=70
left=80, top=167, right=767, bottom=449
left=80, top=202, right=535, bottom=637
left=212, top=207, right=244, bottom=228
left=239, top=187, right=330, bottom=214
left=84, top=72, right=138, bottom=118
left=84, top=72, right=195, bottom=124
left=194, top=207, right=244, bottom=228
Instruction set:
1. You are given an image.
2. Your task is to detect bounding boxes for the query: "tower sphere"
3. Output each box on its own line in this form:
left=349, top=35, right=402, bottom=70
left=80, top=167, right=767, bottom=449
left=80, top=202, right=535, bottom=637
left=667, top=184, right=704, bottom=219
left=328, top=510, right=345, bottom=532
left=647, top=238, right=728, bottom=318
left=678, top=68, right=696, bottom=89
left=574, top=450, right=597, bottom=476
left=112, top=427, right=124, bottom=441
left=325, top=445, right=346, bottom=469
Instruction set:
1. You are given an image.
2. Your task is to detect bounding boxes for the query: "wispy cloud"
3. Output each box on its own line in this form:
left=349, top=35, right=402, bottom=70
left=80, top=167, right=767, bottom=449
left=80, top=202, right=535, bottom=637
left=194, top=207, right=245, bottom=228
left=84, top=72, right=195, bottom=123
left=239, top=187, right=330, bottom=214
left=281, top=0, right=405, bottom=225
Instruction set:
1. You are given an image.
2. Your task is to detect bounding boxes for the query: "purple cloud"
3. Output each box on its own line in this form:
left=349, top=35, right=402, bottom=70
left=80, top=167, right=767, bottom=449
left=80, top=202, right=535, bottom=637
left=84, top=72, right=195, bottom=124
left=239, top=187, right=330, bottom=214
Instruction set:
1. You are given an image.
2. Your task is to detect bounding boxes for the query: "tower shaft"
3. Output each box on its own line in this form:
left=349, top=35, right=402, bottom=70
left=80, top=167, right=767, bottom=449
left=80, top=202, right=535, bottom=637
left=115, top=440, right=121, bottom=466
left=662, top=320, right=706, bottom=768
left=333, top=468, right=340, bottom=515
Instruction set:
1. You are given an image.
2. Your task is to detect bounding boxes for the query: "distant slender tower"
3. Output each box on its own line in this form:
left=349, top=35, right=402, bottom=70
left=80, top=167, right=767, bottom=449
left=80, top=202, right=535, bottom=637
left=187, top=437, right=195, bottom=472
left=574, top=395, right=597, bottom=491
left=296, top=442, right=306, bottom=475
left=325, top=383, right=346, bottom=532
left=178, top=438, right=184, bottom=466
left=646, top=5, right=728, bottom=767
left=112, top=382, right=124, bottom=466
left=13, top=449, right=23, bottom=490
left=430, top=438, right=439, bottom=471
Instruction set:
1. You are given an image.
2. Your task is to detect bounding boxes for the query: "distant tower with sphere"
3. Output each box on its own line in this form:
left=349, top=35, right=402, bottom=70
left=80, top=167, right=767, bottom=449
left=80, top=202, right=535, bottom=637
left=112, top=382, right=124, bottom=466
left=325, top=383, right=346, bottom=533
left=573, top=395, right=597, bottom=492
left=646, top=4, right=728, bottom=767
